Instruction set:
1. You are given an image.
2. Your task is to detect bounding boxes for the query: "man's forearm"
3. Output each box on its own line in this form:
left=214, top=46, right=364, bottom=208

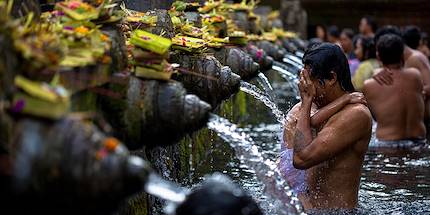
left=293, top=101, right=313, bottom=153
left=311, top=94, right=349, bottom=127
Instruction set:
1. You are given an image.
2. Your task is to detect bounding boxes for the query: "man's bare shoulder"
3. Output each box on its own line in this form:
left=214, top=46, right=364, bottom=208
left=363, top=77, right=379, bottom=95
left=327, top=103, right=372, bottom=129
left=404, top=67, right=422, bottom=80
left=407, top=50, right=430, bottom=68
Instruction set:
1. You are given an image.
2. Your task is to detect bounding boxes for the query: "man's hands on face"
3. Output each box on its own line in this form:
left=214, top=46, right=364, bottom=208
left=299, top=69, right=316, bottom=104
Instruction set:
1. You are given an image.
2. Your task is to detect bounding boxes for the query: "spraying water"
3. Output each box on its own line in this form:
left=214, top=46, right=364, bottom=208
left=257, top=72, right=275, bottom=101
left=285, top=54, right=304, bottom=68
left=240, top=81, right=285, bottom=124
left=207, top=113, right=305, bottom=215
left=271, top=62, right=300, bottom=100
left=144, top=172, right=190, bottom=214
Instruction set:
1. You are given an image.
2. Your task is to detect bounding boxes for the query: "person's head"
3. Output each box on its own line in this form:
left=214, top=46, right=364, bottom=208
left=176, top=173, right=262, bottom=215
left=340, top=28, right=355, bottom=53
left=376, top=34, right=404, bottom=66
left=354, top=35, right=376, bottom=61
left=359, top=16, right=377, bottom=36
left=402, top=25, right=421, bottom=49
left=327, top=25, right=340, bottom=43
left=302, top=43, right=354, bottom=107
left=315, top=24, right=327, bottom=41
left=374, top=25, right=402, bottom=46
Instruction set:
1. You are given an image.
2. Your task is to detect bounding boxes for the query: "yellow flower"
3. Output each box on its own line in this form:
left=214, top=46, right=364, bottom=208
left=74, top=26, right=89, bottom=35
left=100, top=34, right=109, bottom=42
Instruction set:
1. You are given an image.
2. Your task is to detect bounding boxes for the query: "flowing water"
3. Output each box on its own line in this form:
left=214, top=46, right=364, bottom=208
left=240, top=81, right=285, bottom=124
left=187, top=72, right=429, bottom=215
left=207, top=114, right=305, bottom=215
left=271, top=62, right=300, bottom=100
left=257, top=72, right=275, bottom=101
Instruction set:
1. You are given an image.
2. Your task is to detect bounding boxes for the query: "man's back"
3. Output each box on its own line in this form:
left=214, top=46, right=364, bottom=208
left=363, top=68, right=426, bottom=140
left=300, top=103, right=371, bottom=209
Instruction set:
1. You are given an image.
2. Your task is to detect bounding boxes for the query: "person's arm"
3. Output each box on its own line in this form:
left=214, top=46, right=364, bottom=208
left=310, top=92, right=366, bottom=127
left=283, top=103, right=301, bottom=149
left=293, top=105, right=371, bottom=169
left=292, top=69, right=371, bottom=169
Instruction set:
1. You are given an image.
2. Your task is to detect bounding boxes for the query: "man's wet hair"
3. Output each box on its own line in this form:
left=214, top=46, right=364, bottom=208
left=362, top=15, right=378, bottom=33
left=328, top=25, right=340, bottom=38
left=402, top=25, right=421, bottom=49
left=374, top=25, right=402, bottom=46
left=377, top=34, right=404, bottom=65
left=354, top=35, right=376, bottom=60
left=341, top=28, right=355, bottom=40
left=302, top=43, right=355, bottom=92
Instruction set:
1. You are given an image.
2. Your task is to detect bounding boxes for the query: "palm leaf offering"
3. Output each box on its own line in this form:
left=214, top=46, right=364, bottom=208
left=172, top=35, right=207, bottom=53
left=12, top=75, right=70, bottom=119
left=130, top=30, right=172, bottom=55
left=130, top=30, right=173, bottom=80
left=55, top=1, right=100, bottom=21
left=41, top=2, right=112, bottom=68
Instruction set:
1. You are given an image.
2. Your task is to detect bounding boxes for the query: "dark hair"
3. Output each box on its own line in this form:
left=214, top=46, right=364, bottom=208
left=362, top=15, right=377, bottom=33
left=315, top=24, right=327, bottom=41
left=341, top=28, right=355, bottom=40
left=302, top=43, right=355, bottom=92
left=328, top=25, right=340, bottom=38
left=354, top=35, right=377, bottom=60
left=402, top=25, right=421, bottom=49
left=377, top=34, right=404, bottom=65
left=374, top=25, right=401, bottom=46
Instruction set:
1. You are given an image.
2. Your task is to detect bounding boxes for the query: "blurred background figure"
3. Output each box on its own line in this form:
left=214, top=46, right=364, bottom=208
left=327, top=25, right=340, bottom=45
left=315, top=24, right=327, bottom=42
left=403, top=25, right=422, bottom=50
left=352, top=35, right=379, bottom=91
left=418, top=32, right=430, bottom=59
left=340, top=28, right=360, bottom=76
left=359, top=15, right=377, bottom=39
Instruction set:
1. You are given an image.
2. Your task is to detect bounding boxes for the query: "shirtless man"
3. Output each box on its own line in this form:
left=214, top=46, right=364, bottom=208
left=363, top=34, right=426, bottom=144
left=373, top=26, right=430, bottom=119
left=287, top=43, right=372, bottom=210
left=281, top=92, right=366, bottom=194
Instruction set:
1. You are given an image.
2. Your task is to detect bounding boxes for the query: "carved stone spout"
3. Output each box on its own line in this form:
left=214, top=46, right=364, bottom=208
left=212, top=47, right=260, bottom=80
left=98, top=74, right=211, bottom=149
left=170, top=54, right=241, bottom=107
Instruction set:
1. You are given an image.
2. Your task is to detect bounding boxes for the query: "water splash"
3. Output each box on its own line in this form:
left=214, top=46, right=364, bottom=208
left=284, top=54, right=304, bottom=68
left=240, top=81, right=285, bottom=124
left=144, top=172, right=190, bottom=214
left=257, top=72, right=276, bottom=101
left=282, top=57, right=303, bottom=71
left=272, top=62, right=300, bottom=100
left=207, top=114, right=305, bottom=215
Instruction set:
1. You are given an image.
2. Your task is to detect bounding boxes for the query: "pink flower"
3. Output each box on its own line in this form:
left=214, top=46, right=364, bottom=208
left=68, top=1, right=81, bottom=9
left=63, top=26, right=74, bottom=31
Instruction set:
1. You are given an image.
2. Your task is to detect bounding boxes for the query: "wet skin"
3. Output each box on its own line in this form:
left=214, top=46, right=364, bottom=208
left=364, top=66, right=426, bottom=140
left=289, top=68, right=372, bottom=210
left=373, top=46, right=430, bottom=118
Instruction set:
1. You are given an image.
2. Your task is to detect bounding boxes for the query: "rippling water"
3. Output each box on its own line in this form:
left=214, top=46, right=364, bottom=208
left=189, top=71, right=430, bottom=214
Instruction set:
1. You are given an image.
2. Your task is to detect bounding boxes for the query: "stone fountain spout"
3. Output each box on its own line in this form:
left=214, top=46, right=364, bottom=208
left=170, top=54, right=241, bottom=108
left=2, top=116, right=152, bottom=214
left=244, top=45, right=274, bottom=71
left=98, top=74, right=211, bottom=149
left=212, top=47, right=260, bottom=80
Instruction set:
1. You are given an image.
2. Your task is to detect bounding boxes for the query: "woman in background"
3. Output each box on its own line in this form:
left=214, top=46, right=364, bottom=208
left=352, top=35, right=380, bottom=91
